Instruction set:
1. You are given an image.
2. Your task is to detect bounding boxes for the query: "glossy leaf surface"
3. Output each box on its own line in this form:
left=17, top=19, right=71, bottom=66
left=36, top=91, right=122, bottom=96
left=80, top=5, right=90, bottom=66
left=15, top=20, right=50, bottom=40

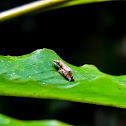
left=0, top=114, right=72, bottom=126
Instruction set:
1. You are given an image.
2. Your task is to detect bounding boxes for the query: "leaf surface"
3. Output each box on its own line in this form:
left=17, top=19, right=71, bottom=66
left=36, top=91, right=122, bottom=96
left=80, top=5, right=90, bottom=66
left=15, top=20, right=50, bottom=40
left=0, top=49, right=126, bottom=108
left=39, top=0, right=110, bottom=14
left=47, top=0, right=110, bottom=10
left=0, top=114, right=72, bottom=126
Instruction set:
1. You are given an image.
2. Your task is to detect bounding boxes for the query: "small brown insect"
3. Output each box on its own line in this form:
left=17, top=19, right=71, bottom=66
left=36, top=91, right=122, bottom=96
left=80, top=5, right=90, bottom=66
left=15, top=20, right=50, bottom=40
left=53, top=60, right=74, bottom=81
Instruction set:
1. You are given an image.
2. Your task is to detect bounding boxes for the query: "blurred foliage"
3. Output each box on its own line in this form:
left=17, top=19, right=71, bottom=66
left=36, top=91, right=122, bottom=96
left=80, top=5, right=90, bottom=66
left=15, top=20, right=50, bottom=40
left=0, top=0, right=110, bottom=22
left=0, top=114, right=73, bottom=126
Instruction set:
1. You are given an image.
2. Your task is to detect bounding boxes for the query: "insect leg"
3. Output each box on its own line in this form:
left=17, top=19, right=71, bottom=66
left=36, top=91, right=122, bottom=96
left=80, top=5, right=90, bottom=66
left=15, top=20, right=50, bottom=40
left=58, top=69, right=64, bottom=75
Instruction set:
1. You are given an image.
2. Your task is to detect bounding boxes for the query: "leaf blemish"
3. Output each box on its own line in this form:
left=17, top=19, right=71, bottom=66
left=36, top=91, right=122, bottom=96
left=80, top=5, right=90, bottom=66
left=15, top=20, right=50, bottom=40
left=34, top=65, right=38, bottom=68
left=14, top=65, right=18, bottom=68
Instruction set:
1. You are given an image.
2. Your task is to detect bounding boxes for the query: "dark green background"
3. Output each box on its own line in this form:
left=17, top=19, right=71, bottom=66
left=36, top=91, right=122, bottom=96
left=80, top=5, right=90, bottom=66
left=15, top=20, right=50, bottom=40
left=0, top=1, right=126, bottom=126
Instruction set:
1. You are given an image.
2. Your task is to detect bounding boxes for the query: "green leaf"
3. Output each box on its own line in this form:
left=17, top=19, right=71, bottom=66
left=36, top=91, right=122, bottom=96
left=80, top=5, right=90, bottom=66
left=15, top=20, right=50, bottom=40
left=46, top=0, right=110, bottom=11
left=0, top=49, right=126, bottom=109
left=0, top=114, right=73, bottom=126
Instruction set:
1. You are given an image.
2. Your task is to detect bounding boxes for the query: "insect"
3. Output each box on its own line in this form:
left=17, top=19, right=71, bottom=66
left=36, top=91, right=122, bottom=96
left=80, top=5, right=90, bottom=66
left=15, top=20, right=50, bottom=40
left=53, top=60, right=74, bottom=81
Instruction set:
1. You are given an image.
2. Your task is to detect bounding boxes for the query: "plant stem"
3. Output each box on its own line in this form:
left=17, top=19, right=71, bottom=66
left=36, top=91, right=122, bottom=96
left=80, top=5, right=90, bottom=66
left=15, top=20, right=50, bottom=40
left=0, top=0, right=68, bottom=22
